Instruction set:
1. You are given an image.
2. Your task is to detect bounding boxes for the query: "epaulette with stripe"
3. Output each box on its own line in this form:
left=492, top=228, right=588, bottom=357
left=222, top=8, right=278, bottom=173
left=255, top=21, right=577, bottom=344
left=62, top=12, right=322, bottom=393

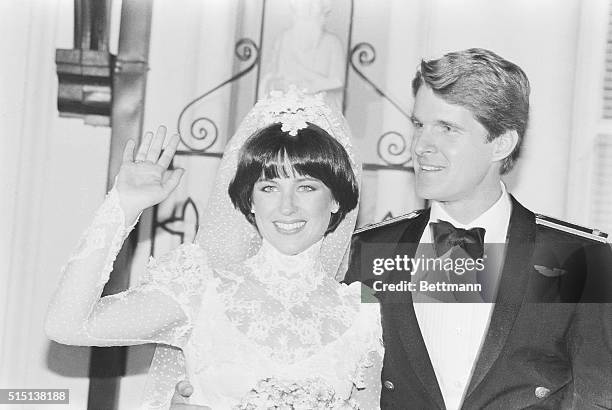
left=354, top=209, right=425, bottom=235
left=535, top=214, right=609, bottom=243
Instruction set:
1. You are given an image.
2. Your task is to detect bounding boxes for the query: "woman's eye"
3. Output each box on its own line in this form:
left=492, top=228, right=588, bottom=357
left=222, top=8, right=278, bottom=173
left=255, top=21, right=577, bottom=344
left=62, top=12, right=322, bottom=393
left=260, top=185, right=277, bottom=192
left=411, top=119, right=423, bottom=128
left=298, top=185, right=315, bottom=192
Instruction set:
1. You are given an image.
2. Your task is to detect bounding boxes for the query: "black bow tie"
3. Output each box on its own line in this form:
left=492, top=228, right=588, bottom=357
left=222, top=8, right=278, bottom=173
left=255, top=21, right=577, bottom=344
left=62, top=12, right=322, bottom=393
left=430, top=220, right=486, bottom=260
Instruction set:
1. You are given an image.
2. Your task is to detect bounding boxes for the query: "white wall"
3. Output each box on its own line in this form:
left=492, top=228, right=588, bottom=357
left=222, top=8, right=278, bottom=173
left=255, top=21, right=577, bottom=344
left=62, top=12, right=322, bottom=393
left=567, top=0, right=611, bottom=228
left=1, top=0, right=111, bottom=408
left=420, top=0, right=582, bottom=217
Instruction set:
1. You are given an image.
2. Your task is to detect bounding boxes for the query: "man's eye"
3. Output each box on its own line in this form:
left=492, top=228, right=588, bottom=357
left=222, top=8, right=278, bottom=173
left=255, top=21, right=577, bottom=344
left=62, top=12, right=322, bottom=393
left=435, top=124, right=454, bottom=133
left=443, top=125, right=452, bottom=132
left=411, top=120, right=423, bottom=128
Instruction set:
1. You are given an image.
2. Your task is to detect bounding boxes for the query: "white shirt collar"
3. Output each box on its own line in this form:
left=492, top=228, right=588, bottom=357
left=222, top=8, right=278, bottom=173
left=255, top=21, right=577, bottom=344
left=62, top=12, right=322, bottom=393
left=426, top=182, right=512, bottom=243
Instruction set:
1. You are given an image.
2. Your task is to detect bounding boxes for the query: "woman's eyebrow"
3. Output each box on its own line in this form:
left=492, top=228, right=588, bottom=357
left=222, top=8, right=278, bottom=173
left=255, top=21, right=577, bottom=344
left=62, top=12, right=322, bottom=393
left=295, top=177, right=321, bottom=183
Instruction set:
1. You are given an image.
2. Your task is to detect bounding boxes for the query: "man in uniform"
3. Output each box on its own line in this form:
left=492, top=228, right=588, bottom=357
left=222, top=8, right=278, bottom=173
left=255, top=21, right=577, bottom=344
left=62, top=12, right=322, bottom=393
left=346, top=48, right=612, bottom=409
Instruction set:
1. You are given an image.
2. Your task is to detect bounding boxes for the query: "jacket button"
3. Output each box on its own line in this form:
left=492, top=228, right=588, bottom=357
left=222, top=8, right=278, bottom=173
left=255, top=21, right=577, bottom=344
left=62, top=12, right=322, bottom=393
left=535, top=386, right=550, bottom=399
left=383, top=380, right=395, bottom=390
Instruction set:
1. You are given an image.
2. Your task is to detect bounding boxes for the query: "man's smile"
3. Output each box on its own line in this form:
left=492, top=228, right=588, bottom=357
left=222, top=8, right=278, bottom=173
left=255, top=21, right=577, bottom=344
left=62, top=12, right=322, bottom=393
left=417, top=161, right=446, bottom=172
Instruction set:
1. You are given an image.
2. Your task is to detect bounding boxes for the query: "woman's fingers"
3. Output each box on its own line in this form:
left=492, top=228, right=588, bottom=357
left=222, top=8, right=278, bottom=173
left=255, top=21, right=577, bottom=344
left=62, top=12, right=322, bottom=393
left=131, top=126, right=172, bottom=165
left=158, top=134, right=180, bottom=169
left=162, top=168, right=184, bottom=195
left=122, top=139, right=135, bottom=163
left=146, top=126, right=167, bottom=162
left=135, top=131, right=154, bottom=162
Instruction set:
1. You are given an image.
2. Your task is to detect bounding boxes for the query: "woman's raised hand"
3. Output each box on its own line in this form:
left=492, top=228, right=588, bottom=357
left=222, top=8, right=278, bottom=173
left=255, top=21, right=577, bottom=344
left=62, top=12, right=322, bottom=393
left=116, top=126, right=184, bottom=223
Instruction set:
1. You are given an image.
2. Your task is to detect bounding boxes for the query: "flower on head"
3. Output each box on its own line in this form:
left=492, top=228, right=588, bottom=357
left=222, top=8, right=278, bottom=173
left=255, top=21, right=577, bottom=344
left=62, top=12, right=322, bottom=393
left=280, top=110, right=309, bottom=136
left=259, top=86, right=330, bottom=137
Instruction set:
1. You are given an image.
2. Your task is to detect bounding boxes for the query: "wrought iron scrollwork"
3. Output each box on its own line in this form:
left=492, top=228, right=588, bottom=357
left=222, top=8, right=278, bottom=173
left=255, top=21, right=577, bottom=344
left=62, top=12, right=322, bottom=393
left=235, top=37, right=257, bottom=61
left=349, top=42, right=413, bottom=169
left=153, top=197, right=199, bottom=246
left=184, top=118, right=218, bottom=152
left=377, top=131, right=412, bottom=166
left=353, top=41, right=376, bottom=66
left=176, top=38, right=260, bottom=152
left=350, top=42, right=411, bottom=119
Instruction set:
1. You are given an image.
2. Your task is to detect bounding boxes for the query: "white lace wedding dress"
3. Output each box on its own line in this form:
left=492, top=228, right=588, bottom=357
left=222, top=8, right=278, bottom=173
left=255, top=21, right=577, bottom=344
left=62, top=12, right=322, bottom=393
left=46, top=187, right=383, bottom=409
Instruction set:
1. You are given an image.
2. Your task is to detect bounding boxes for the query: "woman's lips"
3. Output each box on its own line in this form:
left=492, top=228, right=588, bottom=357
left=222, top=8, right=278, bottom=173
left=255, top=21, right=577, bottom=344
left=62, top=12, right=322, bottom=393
left=273, top=221, right=306, bottom=234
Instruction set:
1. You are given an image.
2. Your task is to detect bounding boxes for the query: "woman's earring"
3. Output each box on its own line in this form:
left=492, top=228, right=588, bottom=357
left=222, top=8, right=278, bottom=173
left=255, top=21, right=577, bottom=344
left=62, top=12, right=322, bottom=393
left=251, top=208, right=255, bottom=214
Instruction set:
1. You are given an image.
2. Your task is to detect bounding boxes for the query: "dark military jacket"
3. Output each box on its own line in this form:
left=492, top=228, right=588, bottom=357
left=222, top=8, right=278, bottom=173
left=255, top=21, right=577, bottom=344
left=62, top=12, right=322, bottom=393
left=345, top=196, right=612, bottom=409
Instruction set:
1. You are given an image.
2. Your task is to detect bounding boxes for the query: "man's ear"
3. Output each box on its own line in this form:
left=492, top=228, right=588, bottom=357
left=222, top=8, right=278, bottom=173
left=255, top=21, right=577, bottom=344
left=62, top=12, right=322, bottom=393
left=491, top=130, right=519, bottom=163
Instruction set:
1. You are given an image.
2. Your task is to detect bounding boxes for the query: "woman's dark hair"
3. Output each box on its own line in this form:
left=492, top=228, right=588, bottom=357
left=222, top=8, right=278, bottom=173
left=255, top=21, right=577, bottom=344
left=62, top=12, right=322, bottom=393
left=228, top=122, right=358, bottom=234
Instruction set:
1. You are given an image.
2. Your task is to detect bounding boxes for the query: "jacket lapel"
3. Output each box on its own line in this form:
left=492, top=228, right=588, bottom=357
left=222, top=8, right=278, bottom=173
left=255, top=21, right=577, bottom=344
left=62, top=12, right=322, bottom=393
left=388, top=210, right=446, bottom=409
left=464, top=196, right=535, bottom=399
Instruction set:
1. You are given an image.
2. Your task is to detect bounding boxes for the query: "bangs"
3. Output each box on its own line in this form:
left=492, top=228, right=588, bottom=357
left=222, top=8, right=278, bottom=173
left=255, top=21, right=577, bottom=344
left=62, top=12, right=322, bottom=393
left=259, top=147, right=326, bottom=181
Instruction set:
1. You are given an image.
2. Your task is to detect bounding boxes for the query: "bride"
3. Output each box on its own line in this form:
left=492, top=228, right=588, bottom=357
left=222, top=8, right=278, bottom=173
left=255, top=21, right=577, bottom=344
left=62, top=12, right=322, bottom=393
left=45, top=89, right=382, bottom=409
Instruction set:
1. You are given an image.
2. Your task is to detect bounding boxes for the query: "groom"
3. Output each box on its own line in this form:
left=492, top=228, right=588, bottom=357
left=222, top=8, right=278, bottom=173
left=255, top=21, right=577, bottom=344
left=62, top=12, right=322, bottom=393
left=347, top=48, right=612, bottom=409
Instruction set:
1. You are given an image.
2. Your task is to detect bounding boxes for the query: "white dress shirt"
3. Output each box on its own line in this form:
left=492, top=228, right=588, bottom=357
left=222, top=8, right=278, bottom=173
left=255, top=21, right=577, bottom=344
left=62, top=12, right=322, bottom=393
left=413, top=183, right=512, bottom=410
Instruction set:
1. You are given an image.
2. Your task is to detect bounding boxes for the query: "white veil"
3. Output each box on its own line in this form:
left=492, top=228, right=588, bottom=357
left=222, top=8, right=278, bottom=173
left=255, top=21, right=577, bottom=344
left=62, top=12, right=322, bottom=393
left=196, top=88, right=360, bottom=278
left=142, top=88, right=361, bottom=409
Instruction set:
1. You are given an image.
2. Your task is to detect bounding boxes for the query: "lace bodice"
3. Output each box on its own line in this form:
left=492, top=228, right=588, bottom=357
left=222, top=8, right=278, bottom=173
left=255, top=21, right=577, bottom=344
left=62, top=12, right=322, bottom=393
left=45, top=190, right=383, bottom=409
left=214, top=239, right=365, bottom=364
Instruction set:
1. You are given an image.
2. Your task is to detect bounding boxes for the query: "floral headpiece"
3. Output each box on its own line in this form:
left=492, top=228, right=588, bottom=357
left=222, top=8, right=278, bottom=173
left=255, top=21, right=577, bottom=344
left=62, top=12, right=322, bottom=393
left=258, top=86, right=334, bottom=137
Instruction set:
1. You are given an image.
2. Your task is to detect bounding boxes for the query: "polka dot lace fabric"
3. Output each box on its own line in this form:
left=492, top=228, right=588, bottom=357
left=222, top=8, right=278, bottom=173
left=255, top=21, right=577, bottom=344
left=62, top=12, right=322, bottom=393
left=45, top=188, right=199, bottom=348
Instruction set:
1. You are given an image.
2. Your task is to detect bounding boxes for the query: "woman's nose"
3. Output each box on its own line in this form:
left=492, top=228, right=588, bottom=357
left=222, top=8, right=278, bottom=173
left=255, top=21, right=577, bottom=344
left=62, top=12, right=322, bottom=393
left=279, top=190, right=297, bottom=215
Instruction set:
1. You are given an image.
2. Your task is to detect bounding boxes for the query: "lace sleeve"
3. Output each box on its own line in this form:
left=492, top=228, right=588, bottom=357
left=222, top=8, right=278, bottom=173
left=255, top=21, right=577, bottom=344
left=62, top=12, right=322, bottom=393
left=45, top=187, right=208, bottom=348
left=350, top=303, right=383, bottom=410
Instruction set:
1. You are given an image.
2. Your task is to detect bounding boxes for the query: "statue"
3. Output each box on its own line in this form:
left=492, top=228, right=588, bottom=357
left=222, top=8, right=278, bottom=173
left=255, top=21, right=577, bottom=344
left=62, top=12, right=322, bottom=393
left=262, top=0, right=345, bottom=104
